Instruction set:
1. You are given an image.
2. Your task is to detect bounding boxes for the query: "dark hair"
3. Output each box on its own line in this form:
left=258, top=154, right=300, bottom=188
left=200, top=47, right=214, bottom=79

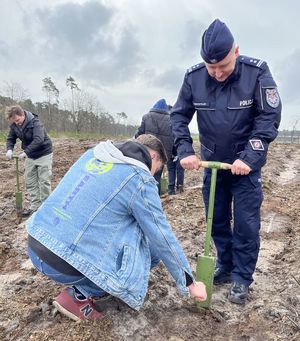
left=136, top=134, right=167, bottom=164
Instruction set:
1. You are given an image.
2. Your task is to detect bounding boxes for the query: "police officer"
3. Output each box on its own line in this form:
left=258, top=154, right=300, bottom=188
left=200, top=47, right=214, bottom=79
left=171, top=19, right=281, bottom=304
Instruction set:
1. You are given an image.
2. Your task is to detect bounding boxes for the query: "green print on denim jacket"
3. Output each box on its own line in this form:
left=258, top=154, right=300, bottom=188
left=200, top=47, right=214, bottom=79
left=85, top=158, right=113, bottom=175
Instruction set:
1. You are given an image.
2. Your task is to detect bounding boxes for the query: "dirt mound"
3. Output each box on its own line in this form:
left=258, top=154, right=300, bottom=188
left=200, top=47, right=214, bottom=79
left=0, top=139, right=299, bottom=341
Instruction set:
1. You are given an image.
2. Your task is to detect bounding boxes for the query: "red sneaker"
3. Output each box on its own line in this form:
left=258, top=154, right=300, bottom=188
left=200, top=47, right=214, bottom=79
left=53, top=287, right=104, bottom=321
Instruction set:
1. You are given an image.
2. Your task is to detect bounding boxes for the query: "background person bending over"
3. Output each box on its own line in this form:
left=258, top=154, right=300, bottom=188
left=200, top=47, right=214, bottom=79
left=171, top=19, right=281, bottom=304
left=26, top=134, right=206, bottom=321
left=5, top=105, right=53, bottom=217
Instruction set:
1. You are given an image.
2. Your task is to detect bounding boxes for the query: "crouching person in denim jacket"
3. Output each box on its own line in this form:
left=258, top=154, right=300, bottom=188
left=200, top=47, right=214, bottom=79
left=26, top=134, right=206, bottom=322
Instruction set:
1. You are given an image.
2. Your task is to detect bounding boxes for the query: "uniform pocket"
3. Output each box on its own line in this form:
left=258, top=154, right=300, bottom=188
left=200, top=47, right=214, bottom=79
left=248, top=171, right=262, bottom=189
left=200, top=137, right=215, bottom=160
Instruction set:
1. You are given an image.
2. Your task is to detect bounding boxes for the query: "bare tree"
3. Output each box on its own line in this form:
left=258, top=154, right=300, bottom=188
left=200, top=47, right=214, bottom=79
left=2, top=81, right=29, bottom=102
left=66, top=76, right=80, bottom=118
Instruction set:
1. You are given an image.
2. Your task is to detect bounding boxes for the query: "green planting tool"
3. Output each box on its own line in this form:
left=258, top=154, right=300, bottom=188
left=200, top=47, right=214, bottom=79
left=13, top=156, right=23, bottom=218
left=160, top=167, right=168, bottom=195
left=196, top=161, right=232, bottom=308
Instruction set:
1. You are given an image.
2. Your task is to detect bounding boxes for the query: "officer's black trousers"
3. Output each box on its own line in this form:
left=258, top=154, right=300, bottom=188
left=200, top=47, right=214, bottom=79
left=202, top=169, right=263, bottom=286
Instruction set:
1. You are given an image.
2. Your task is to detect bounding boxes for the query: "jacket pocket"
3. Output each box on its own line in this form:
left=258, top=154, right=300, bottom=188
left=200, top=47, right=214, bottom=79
left=227, top=88, right=254, bottom=110
left=200, top=137, right=215, bottom=160
left=234, top=143, right=246, bottom=156
left=115, top=245, right=130, bottom=278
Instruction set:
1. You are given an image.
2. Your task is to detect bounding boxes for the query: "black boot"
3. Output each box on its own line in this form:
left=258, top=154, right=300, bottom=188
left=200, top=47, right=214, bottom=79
left=177, top=185, right=184, bottom=193
left=168, top=186, right=176, bottom=195
left=213, top=267, right=231, bottom=284
left=21, top=209, right=34, bottom=217
left=228, top=282, right=249, bottom=304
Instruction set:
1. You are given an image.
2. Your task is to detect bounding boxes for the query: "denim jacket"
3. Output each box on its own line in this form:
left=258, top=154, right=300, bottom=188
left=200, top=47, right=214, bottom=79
left=27, top=141, right=192, bottom=310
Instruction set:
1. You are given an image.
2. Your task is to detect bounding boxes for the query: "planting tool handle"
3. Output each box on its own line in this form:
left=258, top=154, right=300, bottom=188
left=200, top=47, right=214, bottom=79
left=13, top=156, right=21, bottom=192
left=204, top=167, right=217, bottom=257
left=199, top=161, right=232, bottom=170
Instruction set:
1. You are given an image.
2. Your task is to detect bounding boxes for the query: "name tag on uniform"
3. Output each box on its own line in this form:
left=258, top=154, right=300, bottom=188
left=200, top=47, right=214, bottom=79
left=193, top=102, right=210, bottom=108
left=250, top=139, right=264, bottom=151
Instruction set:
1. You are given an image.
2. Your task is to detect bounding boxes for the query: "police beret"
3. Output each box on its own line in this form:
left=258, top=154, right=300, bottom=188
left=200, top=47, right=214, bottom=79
left=200, top=19, right=234, bottom=64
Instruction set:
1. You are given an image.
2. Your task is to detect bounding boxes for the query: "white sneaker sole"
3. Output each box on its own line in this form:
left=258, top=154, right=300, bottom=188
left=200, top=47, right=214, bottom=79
left=53, top=300, right=81, bottom=322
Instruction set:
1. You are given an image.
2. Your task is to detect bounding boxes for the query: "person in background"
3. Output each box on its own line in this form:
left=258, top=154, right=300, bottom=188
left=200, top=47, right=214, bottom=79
left=167, top=145, right=185, bottom=195
left=171, top=19, right=281, bottom=304
left=26, top=134, right=206, bottom=321
left=135, top=99, right=174, bottom=194
left=5, top=105, right=53, bottom=217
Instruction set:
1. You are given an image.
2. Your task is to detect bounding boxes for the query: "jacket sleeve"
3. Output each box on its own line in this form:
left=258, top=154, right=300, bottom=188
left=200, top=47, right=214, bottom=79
left=134, top=116, right=146, bottom=138
left=170, top=73, right=196, bottom=160
left=130, top=180, right=193, bottom=296
left=23, top=119, right=46, bottom=156
left=238, top=63, right=281, bottom=170
left=6, top=126, right=17, bottom=151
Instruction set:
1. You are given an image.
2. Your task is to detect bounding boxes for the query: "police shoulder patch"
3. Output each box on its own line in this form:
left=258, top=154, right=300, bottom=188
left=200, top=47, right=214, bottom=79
left=240, top=56, right=265, bottom=68
left=265, top=88, right=280, bottom=108
left=186, top=62, right=205, bottom=74
left=250, top=139, right=264, bottom=151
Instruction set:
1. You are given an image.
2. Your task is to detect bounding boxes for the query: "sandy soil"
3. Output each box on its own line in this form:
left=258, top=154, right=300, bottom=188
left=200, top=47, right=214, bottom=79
left=0, top=138, right=299, bottom=341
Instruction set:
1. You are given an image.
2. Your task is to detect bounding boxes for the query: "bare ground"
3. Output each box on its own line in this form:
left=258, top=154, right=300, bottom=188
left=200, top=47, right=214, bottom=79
left=0, top=138, right=299, bottom=341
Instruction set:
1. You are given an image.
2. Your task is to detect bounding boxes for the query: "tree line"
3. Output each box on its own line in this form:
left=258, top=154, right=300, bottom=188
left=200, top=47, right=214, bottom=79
left=0, top=78, right=138, bottom=137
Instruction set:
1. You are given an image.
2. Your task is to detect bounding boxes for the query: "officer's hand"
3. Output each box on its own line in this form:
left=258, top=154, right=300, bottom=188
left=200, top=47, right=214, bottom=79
left=188, top=281, right=207, bottom=301
left=18, top=152, right=27, bottom=160
left=180, top=155, right=200, bottom=170
left=6, top=150, right=13, bottom=160
left=231, top=159, right=251, bottom=175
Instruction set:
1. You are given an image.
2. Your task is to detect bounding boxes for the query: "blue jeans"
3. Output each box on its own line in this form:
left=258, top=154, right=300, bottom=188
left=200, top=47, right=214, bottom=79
left=167, top=159, right=184, bottom=191
left=28, top=247, right=107, bottom=298
left=28, top=246, right=161, bottom=298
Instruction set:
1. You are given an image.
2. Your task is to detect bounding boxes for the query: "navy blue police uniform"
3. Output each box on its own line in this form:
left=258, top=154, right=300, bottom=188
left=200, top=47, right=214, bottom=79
left=171, top=20, right=281, bottom=287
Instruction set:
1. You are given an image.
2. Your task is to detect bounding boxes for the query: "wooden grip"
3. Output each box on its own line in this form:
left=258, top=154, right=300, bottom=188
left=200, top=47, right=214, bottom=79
left=199, top=161, right=232, bottom=170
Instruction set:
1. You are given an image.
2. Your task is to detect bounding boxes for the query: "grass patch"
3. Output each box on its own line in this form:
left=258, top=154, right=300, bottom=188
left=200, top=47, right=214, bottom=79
left=48, top=131, right=131, bottom=140
left=0, top=130, right=7, bottom=143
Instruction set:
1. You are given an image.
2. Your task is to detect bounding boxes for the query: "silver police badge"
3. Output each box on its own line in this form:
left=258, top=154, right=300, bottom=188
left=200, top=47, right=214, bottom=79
left=265, top=88, right=280, bottom=108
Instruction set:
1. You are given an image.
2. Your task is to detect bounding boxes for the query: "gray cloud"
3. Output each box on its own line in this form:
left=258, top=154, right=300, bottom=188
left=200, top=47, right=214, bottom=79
left=152, top=66, right=185, bottom=91
left=0, top=40, right=11, bottom=65
left=180, top=19, right=206, bottom=59
left=276, top=49, right=300, bottom=104
left=76, top=25, right=143, bottom=85
left=36, top=1, right=114, bottom=57
left=32, top=1, right=143, bottom=85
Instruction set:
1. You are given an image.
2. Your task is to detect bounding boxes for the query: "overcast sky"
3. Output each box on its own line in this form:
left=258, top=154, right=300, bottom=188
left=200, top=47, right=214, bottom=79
left=0, top=0, right=299, bottom=131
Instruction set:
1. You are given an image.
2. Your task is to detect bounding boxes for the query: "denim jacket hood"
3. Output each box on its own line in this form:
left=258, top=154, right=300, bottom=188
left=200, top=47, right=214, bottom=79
left=94, top=140, right=150, bottom=172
